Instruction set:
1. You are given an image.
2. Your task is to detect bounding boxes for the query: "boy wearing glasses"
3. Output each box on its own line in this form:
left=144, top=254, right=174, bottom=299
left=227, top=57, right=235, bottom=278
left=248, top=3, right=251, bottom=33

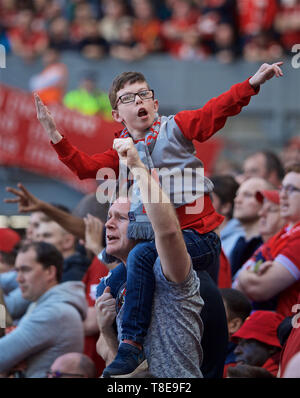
left=35, top=62, right=283, bottom=377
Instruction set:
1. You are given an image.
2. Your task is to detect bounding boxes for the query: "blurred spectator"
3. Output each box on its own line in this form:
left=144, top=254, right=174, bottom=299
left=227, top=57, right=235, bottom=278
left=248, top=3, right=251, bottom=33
left=213, top=22, right=238, bottom=63
left=239, top=150, right=284, bottom=188
left=197, top=0, right=238, bottom=61
left=228, top=310, right=284, bottom=377
left=236, top=0, right=278, bottom=43
left=274, top=0, right=300, bottom=54
left=47, top=352, right=97, bottom=378
left=63, top=72, right=112, bottom=119
left=77, top=18, right=109, bottom=60
left=131, top=0, right=163, bottom=54
left=29, top=47, right=68, bottom=105
left=0, top=0, right=18, bottom=30
left=256, top=189, right=285, bottom=243
left=0, top=228, right=21, bottom=254
left=280, top=136, right=300, bottom=169
left=175, top=27, right=211, bottom=61
left=230, top=177, right=272, bottom=277
left=235, top=164, right=300, bottom=318
left=48, top=16, right=75, bottom=52
left=210, top=175, right=243, bottom=261
left=210, top=175, right=242, bottom=287
left=36, top=219, right=91, bottom=282
left=69, top=1, right=95, bottom=43
left=220, top=288, right=252, bottom=377
left=25, top=211, right=50, bottom=242
left=161, top=0, right=200, bottom=57
left=109, top=16, right=147, bottom=62
left=99, top=0, right=131, bottom=43
left=82, top=213, right=118, bottom=376
left=8, top=8, right=48, bottom=62
left=0, top=241, right=87, bottom=378
left=243, top=31, right=283, bottom=63
left=0, top=251, right=16, bottom=274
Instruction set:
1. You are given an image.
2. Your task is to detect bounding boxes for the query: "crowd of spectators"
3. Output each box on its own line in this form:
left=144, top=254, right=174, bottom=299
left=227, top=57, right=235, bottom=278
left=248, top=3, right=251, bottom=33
left=0, top=0, right=299, bottom=64
left=0, top=58, right=299, bottom=378
left=1, top=148, right=300, bottom=378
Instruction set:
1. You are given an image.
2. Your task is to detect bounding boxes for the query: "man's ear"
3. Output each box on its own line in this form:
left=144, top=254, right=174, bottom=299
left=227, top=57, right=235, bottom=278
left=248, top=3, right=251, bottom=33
left=154, top=99, right=159, bottom=113
left=62, top=233, right=76, bottom=252
left=46, top=264, right=57, bottom=283
left=220, top=202, right=232, bottom=218
left=228, top=317, right=243, bottom=335
left=112, top=109, right=124, bottom=124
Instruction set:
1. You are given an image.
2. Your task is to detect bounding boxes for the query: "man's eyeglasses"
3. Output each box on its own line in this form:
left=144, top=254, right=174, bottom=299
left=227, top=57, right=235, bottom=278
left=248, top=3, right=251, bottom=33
left=116, top=89, right=154, bottom=106
left=280, top=184, right=300, bottom=195
left=46, top=370, right=86, bottom=378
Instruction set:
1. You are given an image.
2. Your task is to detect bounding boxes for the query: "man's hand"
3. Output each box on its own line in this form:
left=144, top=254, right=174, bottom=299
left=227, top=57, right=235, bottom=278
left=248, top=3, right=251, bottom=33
left=256, top=261, right=273, bottom=276
left=4, top=183, right=44, bottom=213
left=113, top=138, right=144, bottom=170
left=34, top=93, right=62, bottom=144
left=249, top=62, right=283, bottom=88
left=95, top=286, right=116, bottom=333
left=83, top=214, right=104, bottom=256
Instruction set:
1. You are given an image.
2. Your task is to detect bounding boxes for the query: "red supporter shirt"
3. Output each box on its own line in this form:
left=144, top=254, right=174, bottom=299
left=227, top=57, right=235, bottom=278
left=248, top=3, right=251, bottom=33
left=243, top=222, right=300, bottom=317
left=52, top=78, right=258, bottom=235
left=82, top=256, right=109, bottom=376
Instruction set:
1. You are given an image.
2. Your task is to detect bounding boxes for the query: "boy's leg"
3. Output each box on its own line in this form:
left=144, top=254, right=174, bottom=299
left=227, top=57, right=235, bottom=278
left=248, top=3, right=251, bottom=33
left=182, top=230, right=221, bottom=282
left=122, top=240, right=158, bottom=343
left=102, top=240, right=158, bottom=377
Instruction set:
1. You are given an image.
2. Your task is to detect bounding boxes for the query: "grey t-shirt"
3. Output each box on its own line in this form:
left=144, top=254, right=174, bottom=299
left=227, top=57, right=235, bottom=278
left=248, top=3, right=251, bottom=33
left=116, top=258, right=204, bottom=378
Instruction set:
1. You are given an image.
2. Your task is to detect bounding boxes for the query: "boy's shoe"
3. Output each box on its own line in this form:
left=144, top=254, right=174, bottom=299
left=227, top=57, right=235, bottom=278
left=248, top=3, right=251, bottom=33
left=102, top=342, right=147, bottom=378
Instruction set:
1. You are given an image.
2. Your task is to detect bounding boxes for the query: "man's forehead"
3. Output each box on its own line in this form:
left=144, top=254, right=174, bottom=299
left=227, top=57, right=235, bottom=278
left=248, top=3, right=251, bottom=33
left=240, top=178, right=269, bottom=192
left=38, top=221, right=64, bottom=233
left=16, top=248, right=37, bottom=265
left=109, top=198, right=130, bottom=213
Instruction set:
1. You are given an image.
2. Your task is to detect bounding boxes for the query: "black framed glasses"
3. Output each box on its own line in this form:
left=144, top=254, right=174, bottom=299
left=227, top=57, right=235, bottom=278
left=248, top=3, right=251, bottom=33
left=117, top=89, right=154, bottom=105
left=280, top=184, right=300, bottom=195
left=46, top=370, right=86, bottom=378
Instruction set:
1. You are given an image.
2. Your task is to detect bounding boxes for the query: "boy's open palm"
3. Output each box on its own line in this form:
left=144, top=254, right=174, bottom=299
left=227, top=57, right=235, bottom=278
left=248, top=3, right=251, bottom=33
left=34, top=93, right=62, bottom=143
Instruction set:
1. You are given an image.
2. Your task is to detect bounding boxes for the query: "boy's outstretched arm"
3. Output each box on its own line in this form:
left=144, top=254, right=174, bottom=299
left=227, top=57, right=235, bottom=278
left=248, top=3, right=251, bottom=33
left=175, top=62, right=284, bottom=143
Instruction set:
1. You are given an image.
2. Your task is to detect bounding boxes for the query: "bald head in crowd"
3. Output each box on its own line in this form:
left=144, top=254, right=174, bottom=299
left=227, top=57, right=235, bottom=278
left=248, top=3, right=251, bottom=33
left=48, top=352, right=97, bottom=378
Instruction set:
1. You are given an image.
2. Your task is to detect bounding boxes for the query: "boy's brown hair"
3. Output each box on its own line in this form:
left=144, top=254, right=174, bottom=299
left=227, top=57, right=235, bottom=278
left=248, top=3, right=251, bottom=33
left=109, top=71, right=149, bottom=109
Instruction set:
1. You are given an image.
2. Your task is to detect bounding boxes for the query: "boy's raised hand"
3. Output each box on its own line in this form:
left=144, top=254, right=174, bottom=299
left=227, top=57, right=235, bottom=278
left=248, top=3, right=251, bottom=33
left=249, top=62, right=283, bottom=88
left=34, top=93, right=62, bottom=144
